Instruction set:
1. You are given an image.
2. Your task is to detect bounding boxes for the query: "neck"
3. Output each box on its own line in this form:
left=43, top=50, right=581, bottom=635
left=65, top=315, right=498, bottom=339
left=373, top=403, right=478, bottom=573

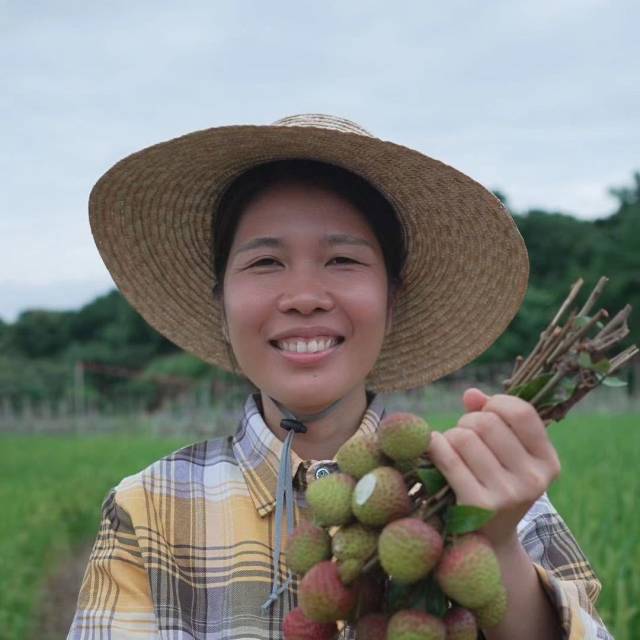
left=260, top=384, right=369, bottom=460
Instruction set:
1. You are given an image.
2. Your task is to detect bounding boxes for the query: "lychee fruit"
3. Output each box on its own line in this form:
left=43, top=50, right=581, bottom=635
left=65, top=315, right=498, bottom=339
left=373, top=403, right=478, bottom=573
left=355, top=612, right=388, bottom=640
left=306, top=472, right=355, bottom=526
left=435, top=533, right=502, bottom=609
left=285, top=520, right=331, bottom=575
left=332, top=523, right=378, bottom=563
left=472, top=583, right=507, bottom=629
left=393, top=457, right=421, bottom=474
left=378, top=413, right=431, bottom=461
left=336, top=431, right=386, bottom=479
left=387, top=609, right=446, bottom=640
left=298, top=560, right=357, bottom=622
left=352, top=466, right=412, bottom=527
left=443, top=606, right=478, bottom=640
left=337, top=557, right=364, bottom=585
left=378, top=517, right=444, bottom=583
left=283, top=606, right=338, bottom=640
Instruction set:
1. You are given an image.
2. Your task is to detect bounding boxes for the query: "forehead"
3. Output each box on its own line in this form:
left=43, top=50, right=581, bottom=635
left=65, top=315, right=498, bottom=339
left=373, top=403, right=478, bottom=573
left=231, top=181, right=379, bottom=243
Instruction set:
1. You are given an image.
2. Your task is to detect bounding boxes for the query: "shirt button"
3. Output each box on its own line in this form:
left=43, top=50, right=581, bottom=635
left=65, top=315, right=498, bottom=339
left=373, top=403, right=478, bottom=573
left=315, top=466, right=331, bottom=480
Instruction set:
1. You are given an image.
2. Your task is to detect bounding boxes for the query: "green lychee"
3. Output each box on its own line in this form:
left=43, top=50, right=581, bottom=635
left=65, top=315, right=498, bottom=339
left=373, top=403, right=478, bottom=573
left=352, top=466, right=412, bottom=527
left=378, top=517, right=443, bottom=583
left=306, top=472, right=355, bottom=526
left=282, top=606, right=338, bottom=640
left=443, top=607, right=477, bottom=640
left=336, top=431, right=385, bottom=479
left=435, top=533, right=502, bottom=609
left=299, top=560, right=357, bottom=623
left=472, top=583, right=507, bottom=629
left=332, top=523, right=378, bottom=563
left=393, top=457, right=421, bottom=474
left=355, top=612, right=388, bottom=640
left=387, top=609, right=446, bottom=640
left=337, top=557, right=364, bottom=584
left=285, top=520, right=331, bottom=575
left=378, top=412, right=431, bottom=461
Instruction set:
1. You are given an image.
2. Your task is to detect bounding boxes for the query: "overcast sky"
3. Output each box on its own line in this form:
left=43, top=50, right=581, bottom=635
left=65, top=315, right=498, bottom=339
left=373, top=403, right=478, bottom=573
left=2, top=0, right=638, bottom=322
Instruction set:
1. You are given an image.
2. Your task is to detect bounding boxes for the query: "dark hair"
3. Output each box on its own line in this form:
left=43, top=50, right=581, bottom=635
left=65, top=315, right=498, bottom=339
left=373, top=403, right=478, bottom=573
left=211, top=159, right=406, bottom=300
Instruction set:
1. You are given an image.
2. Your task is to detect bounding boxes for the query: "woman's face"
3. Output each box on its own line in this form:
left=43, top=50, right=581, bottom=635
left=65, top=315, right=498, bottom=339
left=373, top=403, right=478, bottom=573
left=222, top=181, right=391, bottom=414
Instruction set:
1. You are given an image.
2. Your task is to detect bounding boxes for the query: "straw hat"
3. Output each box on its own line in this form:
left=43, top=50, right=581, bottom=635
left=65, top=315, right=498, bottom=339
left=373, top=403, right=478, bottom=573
left=89, top=114, right=529, bottom=392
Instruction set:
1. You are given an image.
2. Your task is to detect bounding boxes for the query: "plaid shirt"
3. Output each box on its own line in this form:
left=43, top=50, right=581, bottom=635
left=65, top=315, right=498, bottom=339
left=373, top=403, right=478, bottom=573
left=68, top=393, right=611, bottom=639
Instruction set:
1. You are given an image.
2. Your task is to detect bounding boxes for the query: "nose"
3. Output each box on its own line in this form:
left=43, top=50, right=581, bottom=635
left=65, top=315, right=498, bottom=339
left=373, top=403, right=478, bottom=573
left=276, top=272, right=335, bottom=315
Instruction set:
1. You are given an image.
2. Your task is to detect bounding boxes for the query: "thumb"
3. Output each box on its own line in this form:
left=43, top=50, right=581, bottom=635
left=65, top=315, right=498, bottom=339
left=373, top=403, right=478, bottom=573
left=463, top=387, right=489, bottom=413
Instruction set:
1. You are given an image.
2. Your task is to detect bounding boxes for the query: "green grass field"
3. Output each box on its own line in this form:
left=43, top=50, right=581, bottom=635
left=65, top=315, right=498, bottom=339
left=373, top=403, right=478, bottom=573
left=1, top=413, right=638, bottom=639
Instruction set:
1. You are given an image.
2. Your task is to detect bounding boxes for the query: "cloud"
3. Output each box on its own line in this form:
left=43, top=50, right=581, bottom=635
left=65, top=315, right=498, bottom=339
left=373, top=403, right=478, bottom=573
left=2, top=0, right=638, bottom=319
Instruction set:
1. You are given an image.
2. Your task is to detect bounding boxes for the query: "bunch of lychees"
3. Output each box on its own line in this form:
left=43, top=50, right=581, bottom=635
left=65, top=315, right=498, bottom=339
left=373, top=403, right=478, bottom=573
left=282, top=277, right=638, bottom=640
left=284, top=413, right=504, bottom=640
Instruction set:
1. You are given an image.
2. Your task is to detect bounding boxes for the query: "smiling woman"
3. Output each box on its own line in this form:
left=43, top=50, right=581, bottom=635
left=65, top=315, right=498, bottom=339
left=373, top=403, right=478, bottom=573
left=213, top=161, right=402, bottom=459
left=67, top=114, right=611, bottom=639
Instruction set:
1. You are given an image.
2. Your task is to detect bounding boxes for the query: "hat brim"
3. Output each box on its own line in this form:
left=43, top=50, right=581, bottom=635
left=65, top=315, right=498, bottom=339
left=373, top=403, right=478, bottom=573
left=89, top=123, right=529, bottom=392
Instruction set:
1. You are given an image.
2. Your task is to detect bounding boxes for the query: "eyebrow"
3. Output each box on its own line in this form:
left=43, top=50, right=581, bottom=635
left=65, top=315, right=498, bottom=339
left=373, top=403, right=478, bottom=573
left=234, top=233, right=375, bottom=254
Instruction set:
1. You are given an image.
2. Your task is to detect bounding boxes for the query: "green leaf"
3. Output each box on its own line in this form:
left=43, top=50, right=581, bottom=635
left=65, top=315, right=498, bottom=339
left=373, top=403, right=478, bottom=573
left=409, top=576, right=448, bottom=617
left=537, top=378, right=578, bottom=409
left=445, top=505, right=495, bottom=534
left=578, top=352, right=610, bottom=374
left=417, top=468, right=447, bottom=495
left=593, top=358, right=611, bottom=374
left=602, top=376, right=628, bottom=387
left=508, top=373, right=553, bottom=401
left=386, top=581, right=413, bottom=613
left=578, top=352, right=593, bottom=368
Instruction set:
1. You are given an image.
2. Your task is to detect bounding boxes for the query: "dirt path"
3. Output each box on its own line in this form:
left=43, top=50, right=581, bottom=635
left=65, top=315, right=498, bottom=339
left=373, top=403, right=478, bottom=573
left=32, top=543, right=93, bottom=640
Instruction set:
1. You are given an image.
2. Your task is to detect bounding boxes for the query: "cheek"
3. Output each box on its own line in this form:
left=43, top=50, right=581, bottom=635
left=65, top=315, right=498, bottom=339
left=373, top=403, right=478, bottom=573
left=222, top=280, right=273, bottom=341
left=341, top=279, right=389, bottom=333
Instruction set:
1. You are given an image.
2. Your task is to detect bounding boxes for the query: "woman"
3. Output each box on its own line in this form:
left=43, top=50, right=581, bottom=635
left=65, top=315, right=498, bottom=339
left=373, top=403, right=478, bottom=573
left=68, top=114, right=610, bottom=639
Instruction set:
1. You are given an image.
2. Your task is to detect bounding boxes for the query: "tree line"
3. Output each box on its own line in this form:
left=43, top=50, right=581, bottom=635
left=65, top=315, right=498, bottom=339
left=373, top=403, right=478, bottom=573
left=1, top=173, right=638, bottom=410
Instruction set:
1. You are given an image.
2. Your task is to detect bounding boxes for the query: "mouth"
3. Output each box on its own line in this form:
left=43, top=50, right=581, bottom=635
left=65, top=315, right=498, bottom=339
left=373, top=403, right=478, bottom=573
left=269, top=335, right=345, bottom=354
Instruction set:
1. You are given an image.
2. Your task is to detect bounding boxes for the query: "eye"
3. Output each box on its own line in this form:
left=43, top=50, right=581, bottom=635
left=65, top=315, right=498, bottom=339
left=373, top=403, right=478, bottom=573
left=248, top=258, right=282, bottom=268
left=328, top=256, right=359, bottom=266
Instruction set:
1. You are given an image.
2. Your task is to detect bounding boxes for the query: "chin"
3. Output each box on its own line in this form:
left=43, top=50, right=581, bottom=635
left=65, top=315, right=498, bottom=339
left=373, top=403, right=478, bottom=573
left=264, top=377, right=361, bottom=415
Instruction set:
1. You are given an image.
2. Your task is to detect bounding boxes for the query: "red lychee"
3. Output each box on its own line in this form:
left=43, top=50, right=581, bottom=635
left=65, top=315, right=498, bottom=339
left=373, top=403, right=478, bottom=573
left=352, top=466, right=412, bottom=527
left=443, top=606, right=478, bottom=640
left=435, top=533, right=502, bottom=609
left=355, top=612, right=388, bottom=640
left=378, top=412, right=431, bottom=461
left=378, top=517, right=444, bottom=583
left=387, top=609, right=446, bottom=640
left=283, top=606, right=338, bottom=640
left=336, top=431, right=386, bottom=479
left=299, top=560, right=357, bottom=623
left=286, top=520, right=331, bottom=575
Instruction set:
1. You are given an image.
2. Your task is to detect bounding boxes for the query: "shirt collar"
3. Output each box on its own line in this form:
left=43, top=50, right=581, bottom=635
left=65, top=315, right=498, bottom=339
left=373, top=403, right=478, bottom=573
left=232, top=392, right=386, bottom=517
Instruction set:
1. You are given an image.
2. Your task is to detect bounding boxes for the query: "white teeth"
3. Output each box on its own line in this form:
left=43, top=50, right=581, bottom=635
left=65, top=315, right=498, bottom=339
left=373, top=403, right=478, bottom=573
left=276, top=337, right=339, bottom=353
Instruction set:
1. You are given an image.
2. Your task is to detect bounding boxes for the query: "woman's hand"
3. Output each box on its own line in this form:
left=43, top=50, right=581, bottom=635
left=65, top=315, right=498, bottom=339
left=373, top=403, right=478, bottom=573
left=427, top=388, right=561, bottom=549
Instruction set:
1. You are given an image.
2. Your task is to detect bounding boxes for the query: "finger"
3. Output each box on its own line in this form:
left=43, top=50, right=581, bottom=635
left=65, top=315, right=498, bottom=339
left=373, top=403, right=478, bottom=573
left=427, top=431, right=486, bottom=504
left=457, top=411, right=529, bottom=474
left=462, top=387, right=489, bottom=413
left=482, top=394, right=556, bottom=461
left=445, top=426, right=513, bottom=493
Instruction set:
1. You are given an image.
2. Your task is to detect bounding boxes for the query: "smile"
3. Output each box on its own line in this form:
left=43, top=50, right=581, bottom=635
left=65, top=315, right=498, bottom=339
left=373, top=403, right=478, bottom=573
left=271, top=336, right=344, bottom=353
